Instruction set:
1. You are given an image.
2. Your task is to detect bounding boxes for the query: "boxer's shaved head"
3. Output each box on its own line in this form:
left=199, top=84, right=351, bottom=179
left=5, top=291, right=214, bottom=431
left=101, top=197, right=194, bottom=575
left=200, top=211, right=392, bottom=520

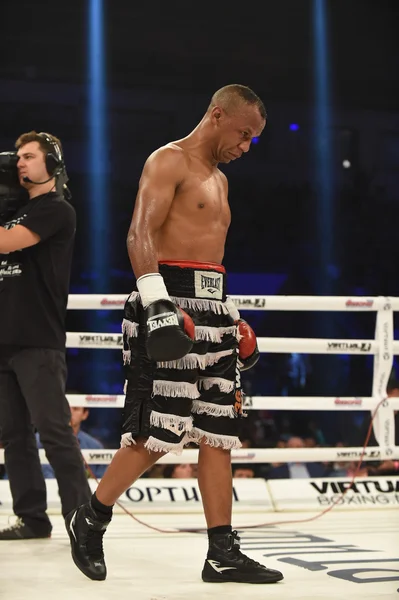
left=209, top=84, right=267, bottom=121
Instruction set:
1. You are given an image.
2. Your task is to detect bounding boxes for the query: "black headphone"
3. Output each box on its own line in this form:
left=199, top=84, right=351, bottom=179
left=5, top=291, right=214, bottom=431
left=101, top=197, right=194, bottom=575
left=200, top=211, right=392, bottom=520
left=38, top=132, right=64, bottom=177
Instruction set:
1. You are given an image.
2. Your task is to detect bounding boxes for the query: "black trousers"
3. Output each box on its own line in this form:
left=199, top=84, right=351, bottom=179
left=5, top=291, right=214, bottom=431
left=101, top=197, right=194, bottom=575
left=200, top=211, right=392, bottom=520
left=0, top=346, right=91, bottom=532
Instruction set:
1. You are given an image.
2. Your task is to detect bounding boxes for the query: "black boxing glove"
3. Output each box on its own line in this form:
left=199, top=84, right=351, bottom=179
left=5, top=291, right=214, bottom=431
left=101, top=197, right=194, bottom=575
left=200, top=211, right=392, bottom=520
left=137, top=273, right=195, bottom=362
left=225, top=296, right=260, bottom=371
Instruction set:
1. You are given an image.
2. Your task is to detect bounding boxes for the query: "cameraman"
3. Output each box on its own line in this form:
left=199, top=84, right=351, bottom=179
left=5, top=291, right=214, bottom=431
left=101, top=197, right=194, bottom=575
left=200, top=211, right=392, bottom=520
left=0, top=131, right=91, bottom=539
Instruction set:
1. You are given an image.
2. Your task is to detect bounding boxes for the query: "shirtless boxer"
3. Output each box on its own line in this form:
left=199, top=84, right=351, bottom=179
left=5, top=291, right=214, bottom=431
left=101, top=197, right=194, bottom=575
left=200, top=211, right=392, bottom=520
left=66, top=84, right=284, bottom=585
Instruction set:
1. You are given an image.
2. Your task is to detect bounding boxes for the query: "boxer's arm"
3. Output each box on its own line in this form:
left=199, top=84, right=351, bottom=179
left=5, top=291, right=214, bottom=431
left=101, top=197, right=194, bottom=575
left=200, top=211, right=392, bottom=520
left=126, top=147, right=194, bottom=361
left=127, top=146, right=185, bottom=280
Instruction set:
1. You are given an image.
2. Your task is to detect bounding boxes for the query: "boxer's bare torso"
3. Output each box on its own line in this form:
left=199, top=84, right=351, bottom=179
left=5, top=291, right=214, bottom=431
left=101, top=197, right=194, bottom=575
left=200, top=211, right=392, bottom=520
left=156, top=142, right=230, bottom=264
left=127, top=103, right=265, bottom=278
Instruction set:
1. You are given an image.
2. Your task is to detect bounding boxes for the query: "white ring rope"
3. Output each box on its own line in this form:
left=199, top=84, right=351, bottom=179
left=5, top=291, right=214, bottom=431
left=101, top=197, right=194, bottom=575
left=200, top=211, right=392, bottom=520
left=67, top=294, right=399, bottom=312
left=0, top=446, right=396, bottom=465
left=2, top=294, right=398, bottom=466
left=67, top=394, right=399, bottom=411
left=66, top=393, right=399, bottom=411
left=67, top=332, right=399, bottom=355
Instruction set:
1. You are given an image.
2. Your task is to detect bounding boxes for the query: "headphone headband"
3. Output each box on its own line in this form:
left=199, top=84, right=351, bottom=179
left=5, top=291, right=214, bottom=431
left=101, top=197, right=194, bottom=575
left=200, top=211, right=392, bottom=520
left=37, top=132, right=64, bottom=177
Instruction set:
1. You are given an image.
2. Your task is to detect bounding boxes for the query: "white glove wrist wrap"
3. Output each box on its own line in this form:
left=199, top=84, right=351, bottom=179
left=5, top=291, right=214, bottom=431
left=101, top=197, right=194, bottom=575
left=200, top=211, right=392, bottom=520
left=136, top=273, right=170, bottom=308
left=225, top=296, right=240, bottom=322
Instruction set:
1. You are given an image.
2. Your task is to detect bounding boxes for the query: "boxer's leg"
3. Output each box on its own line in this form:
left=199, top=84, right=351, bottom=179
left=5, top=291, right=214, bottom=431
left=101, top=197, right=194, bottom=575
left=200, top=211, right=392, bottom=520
left=191, top=323, right=241, bottom=529
left=66, top=294, right=199, bottom=581
left=188, top=304, right=283, bottom=584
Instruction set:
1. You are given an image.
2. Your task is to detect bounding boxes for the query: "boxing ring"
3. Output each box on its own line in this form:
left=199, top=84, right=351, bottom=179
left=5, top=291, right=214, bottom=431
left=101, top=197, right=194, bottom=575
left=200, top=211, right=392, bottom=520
left=1, top=294, right=399, bottom=599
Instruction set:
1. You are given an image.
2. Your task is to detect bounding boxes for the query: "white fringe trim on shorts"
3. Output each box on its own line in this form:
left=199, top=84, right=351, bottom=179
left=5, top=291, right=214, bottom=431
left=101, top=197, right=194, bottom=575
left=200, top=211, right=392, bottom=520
left=127, top=291, right=140, bottom=302
left=198, top=377, right=235, bottom=394
left=170, top=295, right=229, bottom=315
left=157, top=348, right=234, bottom=370
left=187, top=427, right=242, bottom=450
left=195, top=325, right=236, bottom=343
left=121, top=314, right=139, bottom=365
left=152, top=379, right=200, bottom=399
left=192, top=400, right=236, bottom=418
left=150, top=410, right=193, bottom=433
left=123, top=350, right=131, bottom=365
left=120, top=432, right=137, bottom=448
left=144, top=436, right=185, bottom=455
left=122, top=318, right=139, bottom=339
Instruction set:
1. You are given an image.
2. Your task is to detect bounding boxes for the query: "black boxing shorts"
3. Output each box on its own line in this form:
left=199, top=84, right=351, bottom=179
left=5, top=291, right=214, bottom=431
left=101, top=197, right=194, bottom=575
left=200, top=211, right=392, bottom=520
left=121, top=261, right=244, bottom=454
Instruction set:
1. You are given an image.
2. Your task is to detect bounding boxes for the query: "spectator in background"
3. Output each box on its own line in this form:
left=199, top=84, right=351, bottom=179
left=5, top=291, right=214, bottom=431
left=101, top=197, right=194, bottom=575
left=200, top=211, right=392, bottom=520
left=37, top=407, right=107, bottom=479
left=267, top=436, right=326, bottom=479
left=233, top=464, right=256, bottom=478
left=325, top=441, right=368, bottom=478
left=163, top=464, right=197, bottom=479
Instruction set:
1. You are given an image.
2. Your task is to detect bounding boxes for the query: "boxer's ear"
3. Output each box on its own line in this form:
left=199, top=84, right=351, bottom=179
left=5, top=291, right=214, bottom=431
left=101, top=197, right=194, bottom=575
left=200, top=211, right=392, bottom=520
left=210, top=106, right=223, bottom=124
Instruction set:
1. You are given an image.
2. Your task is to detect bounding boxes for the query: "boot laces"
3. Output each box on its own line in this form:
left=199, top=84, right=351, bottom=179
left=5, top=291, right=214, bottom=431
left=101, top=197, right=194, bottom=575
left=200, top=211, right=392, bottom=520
left=86, top=526, right=105, bottom=560
left=231, top=530, right=263, bottom=569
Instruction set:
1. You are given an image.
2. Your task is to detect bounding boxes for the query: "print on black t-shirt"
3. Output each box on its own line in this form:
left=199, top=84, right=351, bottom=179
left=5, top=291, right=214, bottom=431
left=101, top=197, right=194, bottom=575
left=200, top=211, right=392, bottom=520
left=0, top=192, right=76, bottom=350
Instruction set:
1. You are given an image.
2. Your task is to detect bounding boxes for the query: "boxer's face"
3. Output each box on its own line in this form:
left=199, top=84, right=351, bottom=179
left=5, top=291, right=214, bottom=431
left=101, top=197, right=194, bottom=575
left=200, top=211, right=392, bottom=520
left=213, top=104, right=265, bottom=164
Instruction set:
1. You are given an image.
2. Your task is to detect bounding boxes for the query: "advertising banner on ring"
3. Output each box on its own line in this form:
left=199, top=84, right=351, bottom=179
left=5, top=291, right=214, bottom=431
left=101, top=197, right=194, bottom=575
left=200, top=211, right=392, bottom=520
left=267, top=477, right=399, bottom=511
left=0, top=478, right=273, bottom=515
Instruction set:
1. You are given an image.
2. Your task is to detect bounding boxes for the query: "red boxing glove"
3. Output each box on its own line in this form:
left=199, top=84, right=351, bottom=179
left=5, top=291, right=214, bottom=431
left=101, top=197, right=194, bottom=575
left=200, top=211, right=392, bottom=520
left=236, top=319, right=260, bottom=371
left=224, top=297, right=260, bottom=371
left=178, top=306, right=195, bottom=340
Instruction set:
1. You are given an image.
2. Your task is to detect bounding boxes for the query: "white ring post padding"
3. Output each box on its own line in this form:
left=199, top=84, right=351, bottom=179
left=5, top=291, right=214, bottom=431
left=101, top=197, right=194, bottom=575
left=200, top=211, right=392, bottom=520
left=67, top=294, right=399, bottom=312
left=371, top=303, right=395, bottom=447
left=0, top=447, right=396, bottom=466
left=66, top=332, right=399, bottom=355
left=67, top=394, right=399, bottom=411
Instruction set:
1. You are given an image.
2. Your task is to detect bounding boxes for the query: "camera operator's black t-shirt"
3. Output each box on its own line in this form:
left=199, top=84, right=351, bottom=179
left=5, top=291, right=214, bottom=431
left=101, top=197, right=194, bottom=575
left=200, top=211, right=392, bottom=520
left=0, top=192, right=76, bottom=350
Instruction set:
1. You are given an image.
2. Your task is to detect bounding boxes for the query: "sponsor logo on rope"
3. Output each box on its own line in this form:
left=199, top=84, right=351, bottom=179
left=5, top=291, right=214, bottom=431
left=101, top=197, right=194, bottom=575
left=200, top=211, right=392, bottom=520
left=334, top=398, right=363, bottom=406
left=233, top=297, right=266, bottom=309
left=79, top=334, right=123, bottom=346
left=336, top=449, right=381, bottom=459
left=84, top=395, right=118, bottom=404
left=88, top=452, right=114, bottom=462
left=101, top=298, right=126, bottom=306
left=345, top=299, right=374, bottom=308
left=326, top=342, right=372, bottom=352
left=231, top=452, right=256, bottom=461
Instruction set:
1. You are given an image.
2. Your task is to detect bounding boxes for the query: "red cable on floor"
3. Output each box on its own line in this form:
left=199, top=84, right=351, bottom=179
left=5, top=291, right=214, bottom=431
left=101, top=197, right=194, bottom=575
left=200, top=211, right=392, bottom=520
left=82, top=396, right=388, bottom=534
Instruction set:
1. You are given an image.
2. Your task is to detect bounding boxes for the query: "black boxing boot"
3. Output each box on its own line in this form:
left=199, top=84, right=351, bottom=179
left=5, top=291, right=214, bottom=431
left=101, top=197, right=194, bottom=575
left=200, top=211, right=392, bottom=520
left=202, top=530, right=284, bottom=584
left=66, top=500, right=111, bottom=581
